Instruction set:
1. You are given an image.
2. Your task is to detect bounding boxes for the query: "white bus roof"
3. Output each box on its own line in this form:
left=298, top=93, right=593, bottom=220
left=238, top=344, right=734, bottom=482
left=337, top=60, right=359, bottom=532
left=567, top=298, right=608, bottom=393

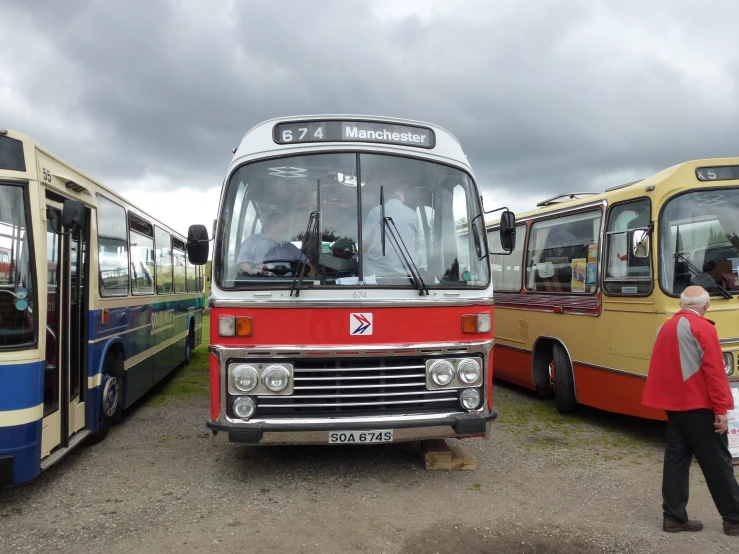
left=230, top=114, right=473, bottom=174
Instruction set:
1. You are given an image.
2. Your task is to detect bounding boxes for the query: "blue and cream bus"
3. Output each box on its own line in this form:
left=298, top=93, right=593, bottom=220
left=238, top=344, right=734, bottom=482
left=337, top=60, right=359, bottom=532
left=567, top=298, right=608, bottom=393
left=0, top=129, right=205, bottom=485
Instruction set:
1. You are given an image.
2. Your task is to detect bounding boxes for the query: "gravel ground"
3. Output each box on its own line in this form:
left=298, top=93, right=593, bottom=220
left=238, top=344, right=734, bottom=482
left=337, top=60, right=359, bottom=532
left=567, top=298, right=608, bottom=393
left=2, top=355, right=739, bottom=553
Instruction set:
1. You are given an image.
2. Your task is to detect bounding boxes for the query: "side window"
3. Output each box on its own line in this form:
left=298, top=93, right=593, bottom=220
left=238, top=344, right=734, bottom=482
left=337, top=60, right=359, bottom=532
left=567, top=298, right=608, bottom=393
left=526, top=210, right=602, bottom=294
left=129, top=214, right=155, bottom=295
left=604, top=199, right=652, bottom=295
left=186, top=258, right=197, bottom=292
left=173, top=238, right=186, bottom=293
left=489, top=224, right=526, bottom=291
left=96, top=195, right=129, bottom=297
left=155, top=226, right=172, bottom=294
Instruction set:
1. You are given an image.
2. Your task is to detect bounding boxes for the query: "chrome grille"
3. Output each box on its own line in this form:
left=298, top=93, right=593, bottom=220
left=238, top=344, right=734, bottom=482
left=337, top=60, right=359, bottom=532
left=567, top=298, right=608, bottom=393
left=255, top=357, right=460, bottom=417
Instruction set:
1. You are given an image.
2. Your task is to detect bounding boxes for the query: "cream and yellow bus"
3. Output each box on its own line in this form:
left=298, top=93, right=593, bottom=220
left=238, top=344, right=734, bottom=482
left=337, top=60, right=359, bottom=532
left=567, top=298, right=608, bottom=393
left=487, top=159, right=739, bottom=420
left=0, top=129, right=205, bottom=485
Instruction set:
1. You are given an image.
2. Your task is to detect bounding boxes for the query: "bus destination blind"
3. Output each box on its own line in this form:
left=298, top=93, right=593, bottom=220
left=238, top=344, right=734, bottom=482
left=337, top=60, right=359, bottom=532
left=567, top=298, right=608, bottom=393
left=696, top=165, right=739, bottom=182
left=273, top=120, right=435, bottom=149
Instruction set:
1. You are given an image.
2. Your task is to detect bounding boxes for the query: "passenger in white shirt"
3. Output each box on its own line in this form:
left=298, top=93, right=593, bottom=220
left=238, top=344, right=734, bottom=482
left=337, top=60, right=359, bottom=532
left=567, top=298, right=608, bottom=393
left=362, top=182, right=420, bottom=278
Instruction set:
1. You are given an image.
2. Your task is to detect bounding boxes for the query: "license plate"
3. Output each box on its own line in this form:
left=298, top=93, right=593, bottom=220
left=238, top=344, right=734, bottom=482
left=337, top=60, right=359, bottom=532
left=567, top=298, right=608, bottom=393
left=328, top=430, right=393, bottom=444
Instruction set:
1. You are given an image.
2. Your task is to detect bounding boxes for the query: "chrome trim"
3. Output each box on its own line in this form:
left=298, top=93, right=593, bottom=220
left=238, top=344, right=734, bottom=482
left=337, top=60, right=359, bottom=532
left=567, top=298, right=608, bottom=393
left=721, top=337, right=739, bottom=345
left=258, top=397, right=458, bottom=408
left=209, top=340, right=490, bottom=358
left=211, top=298, right=493, bottom=308
left=262, top=390, right=453, bottom=400
left=295, top=382, right=427, bottom=390
left=293, top=364, right=425, bottom=373
left=295, top=373, right=425, bottom=381
left=213, top=340, right=492, bottom=423
left=223, top=411, right=472, bottom=426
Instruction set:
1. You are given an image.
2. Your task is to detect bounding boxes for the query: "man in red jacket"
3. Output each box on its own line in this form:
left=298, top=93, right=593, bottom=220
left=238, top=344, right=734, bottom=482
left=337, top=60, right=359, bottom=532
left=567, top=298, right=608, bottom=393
left=643, top=285, right=739, bottom=535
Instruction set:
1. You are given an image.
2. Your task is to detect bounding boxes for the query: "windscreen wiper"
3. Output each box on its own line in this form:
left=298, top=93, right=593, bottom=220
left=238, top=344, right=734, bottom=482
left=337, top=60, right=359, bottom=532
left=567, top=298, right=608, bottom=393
left=674, top=252, right=733, bottom=299
left=290, top=210, right=320, bottom=297
left=376, top=186, right=427, bottom=296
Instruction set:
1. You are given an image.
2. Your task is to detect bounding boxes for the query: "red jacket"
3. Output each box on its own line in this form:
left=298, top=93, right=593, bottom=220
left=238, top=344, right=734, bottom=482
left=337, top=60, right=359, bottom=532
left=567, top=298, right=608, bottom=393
left=642, top=309, right=734, bottom=415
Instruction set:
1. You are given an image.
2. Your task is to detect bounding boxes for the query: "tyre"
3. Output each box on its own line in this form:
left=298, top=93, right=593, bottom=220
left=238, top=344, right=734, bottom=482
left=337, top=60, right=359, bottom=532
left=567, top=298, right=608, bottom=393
left=185, top=324, right=195, bottom=366
left=86, top=356, right=123, bottom=444
left=552, top=342, right=577, bottom=414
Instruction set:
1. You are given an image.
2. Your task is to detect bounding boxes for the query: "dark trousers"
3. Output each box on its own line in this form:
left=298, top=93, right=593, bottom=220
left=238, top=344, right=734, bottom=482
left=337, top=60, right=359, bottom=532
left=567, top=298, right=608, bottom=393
left=663, top=409, right=739, bottom=523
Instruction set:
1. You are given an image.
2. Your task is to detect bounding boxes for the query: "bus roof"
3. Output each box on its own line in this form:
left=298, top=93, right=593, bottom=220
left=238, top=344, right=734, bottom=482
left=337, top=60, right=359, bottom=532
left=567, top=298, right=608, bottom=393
left=231, top=114, right=473, bottom=173
left=487, top=156, right=739, bottom=227
left=2, top=129, right=187, bottom=239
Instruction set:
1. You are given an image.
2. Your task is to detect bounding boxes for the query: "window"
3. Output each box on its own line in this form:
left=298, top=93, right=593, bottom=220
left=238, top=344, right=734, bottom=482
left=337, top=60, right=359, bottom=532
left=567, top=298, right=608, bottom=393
left=97, top=195, right=129, bottom=297
left=173, top=238, right=186, bottom=293
left=0, top=136, right=26, bottom=172
left=0, top=184, right=35, bottom=348
left=155, top=226, right=172, bottom=294
left=359, top=153, right=488, bottom=287
left=526, top=210, right=602, bottom=293
left=129, top=214, right=155, bottom=295
left=217, top=152, right=489, bottom=289
left=186, top=258, right=197, bottom=292
left=604, top=199, right=651, bottom=295
left=489, top=224, right=526, bottom=291
left=660, top=189, right=739, bottom=297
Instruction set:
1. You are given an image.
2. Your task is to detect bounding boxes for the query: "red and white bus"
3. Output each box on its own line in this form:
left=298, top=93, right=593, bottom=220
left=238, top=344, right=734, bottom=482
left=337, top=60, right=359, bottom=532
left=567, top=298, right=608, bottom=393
left=187, top=115, right=515, bottom=446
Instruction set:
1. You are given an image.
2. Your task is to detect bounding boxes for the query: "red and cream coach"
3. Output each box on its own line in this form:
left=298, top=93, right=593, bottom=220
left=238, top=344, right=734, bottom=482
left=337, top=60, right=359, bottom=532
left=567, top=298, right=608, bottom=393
left=186, top=115, right=515, bottom=446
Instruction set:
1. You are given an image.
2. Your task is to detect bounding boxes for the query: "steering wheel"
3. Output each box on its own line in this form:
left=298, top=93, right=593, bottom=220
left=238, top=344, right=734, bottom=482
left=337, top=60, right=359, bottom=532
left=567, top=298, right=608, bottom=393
left=255, top=259, right=310, bottom=277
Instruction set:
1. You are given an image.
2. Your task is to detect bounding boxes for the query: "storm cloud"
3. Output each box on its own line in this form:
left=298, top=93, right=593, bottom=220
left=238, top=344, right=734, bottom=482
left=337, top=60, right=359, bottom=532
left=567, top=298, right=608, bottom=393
left=1, top=0, right=738, bottom=231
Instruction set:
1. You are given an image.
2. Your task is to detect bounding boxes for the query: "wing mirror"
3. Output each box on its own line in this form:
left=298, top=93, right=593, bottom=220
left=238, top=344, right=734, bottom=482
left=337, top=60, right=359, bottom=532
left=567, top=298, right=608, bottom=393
left=632, top=229, right=650, bottom=258
left=186, top=224, right=210, bottom=265
left=499, top=210, right=516, bottom=253
left=61, top=200, right=86, bottom=231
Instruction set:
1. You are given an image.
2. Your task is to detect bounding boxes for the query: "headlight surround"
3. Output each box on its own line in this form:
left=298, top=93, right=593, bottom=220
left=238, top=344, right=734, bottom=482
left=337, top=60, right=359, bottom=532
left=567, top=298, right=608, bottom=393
left=724, top=352, right=734, bottom=376
left=231, top=364, right=259, bottom=392
left=457, top=359, right=481, bottom=385
left=460, top=388, right=481, bottom=411
left=233, top=396, right=256, bottom=419
left=263, top=365, right=291, bottom=392
left=429, top=360, right=455, bottom=386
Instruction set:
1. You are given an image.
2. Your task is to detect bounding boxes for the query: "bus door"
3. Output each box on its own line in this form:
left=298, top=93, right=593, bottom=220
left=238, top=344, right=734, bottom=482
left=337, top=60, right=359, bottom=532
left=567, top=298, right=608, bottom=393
left=41, top=199, right=90, bottom=456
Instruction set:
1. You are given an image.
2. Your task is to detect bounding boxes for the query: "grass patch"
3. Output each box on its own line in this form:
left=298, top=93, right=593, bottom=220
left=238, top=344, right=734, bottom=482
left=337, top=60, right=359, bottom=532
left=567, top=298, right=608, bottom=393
left=493, top=381, right=664, bottom=460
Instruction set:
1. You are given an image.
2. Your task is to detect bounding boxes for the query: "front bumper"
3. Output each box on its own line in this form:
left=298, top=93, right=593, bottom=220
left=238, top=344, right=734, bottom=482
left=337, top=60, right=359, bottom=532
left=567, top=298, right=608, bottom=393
left=207, top=411, right=497, bottom=445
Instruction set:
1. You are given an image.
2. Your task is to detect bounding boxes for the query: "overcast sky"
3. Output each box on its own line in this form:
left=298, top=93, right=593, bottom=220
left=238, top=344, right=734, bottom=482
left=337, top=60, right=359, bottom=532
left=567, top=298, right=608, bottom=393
left=2, top=0, right=738, bottom=234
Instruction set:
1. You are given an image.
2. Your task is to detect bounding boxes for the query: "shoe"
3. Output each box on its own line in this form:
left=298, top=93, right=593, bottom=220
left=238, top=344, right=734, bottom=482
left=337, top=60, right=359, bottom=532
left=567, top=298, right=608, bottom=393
left=724, top=520, right=739, bottom=536
left=663, top=518, right=704, bottom=533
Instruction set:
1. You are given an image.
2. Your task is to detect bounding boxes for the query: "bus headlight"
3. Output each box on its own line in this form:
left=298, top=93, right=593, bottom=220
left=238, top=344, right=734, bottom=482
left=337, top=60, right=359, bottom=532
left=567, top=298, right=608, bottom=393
left=457, top=359, right=481, bottom=385
left=460, top=388, right=481, bottom=411
left=429, top=360, right=455, bottom=386
left=233, top=396, right=256, bottom=419
left=263, top=365, right=291, bottom=392
left=232, top=364, right=259, bottom=392
left=724, top=353, right=734, bottom=376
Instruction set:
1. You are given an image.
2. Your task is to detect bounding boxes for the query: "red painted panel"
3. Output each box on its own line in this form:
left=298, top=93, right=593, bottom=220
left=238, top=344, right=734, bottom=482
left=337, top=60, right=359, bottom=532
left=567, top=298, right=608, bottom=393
left=209, top=306, right=493, bottom=347
left=493, top=345, right=535, bottom=389
left=573, top=364, right=666, bottom=421
left=209, top=354, right=220, bottom=421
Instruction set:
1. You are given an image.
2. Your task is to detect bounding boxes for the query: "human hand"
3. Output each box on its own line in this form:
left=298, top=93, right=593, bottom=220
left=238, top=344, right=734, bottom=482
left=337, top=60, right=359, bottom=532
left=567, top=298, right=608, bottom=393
left=715, top=414, right=729, bottom=435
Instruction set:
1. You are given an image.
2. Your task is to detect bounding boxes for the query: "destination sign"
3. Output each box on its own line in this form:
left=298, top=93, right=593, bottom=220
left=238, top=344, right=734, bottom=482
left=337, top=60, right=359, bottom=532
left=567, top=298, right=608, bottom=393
left=696, top=166, right=739, bottom=182
left=273, top=120, right=435, bottom=149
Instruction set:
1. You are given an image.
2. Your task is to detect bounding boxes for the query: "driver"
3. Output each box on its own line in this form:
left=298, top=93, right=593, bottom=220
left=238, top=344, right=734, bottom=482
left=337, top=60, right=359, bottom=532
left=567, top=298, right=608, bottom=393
left=237, top=212, right=317, bottom=277
left=362, top=179, right=420, bottom=278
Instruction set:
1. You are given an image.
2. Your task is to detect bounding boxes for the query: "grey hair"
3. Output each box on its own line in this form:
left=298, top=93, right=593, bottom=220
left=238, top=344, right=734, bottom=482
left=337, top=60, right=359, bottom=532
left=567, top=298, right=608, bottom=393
left=680, top=289, right=710, bottom=309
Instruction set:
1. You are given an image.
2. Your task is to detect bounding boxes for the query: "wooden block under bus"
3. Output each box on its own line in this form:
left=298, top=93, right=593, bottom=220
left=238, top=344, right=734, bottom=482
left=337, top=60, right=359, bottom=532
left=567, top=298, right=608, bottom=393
left=422, top=439, right=453, bottom=463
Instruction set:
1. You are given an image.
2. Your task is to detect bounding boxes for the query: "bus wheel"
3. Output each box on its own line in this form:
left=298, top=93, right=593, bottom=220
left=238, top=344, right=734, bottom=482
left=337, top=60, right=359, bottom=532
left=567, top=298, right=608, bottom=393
left=86, top=359, right=123, bottom=444
left=552, top=343, right=577, bottom=414
left=185, top=324, right=195, bottom=365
